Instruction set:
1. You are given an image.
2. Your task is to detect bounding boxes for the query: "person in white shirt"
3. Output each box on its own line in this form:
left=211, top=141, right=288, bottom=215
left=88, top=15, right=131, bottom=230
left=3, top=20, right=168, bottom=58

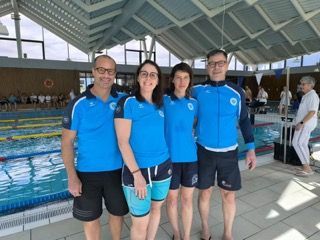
left=30, top=93, right=38, bottom=109
left=256, top=86, right=268, bottom=113
left=45, top=94, right=52, bottom=108
left=69, top=89, right=76, bottom=100
left=293, top=76, right=319, bottom=177
left=38, top=93, right=45, bottom=109
left=279, top=86, right=292, bottom=115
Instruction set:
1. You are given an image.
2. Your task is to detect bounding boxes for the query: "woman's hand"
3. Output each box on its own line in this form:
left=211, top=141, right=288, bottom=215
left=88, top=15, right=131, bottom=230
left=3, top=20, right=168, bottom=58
left=133, top=172, right=147, bottom=199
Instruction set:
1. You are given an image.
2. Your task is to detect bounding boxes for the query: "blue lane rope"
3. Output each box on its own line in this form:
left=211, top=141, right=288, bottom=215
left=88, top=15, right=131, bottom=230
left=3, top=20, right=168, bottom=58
left=0, top=148, right=78, bottom=161
left=0, top=191, right=72, bottom=215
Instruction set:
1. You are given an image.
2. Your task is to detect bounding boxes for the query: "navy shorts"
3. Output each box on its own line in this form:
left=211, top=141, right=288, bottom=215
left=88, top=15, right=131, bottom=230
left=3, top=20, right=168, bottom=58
left=122, top=159, right=172, bottom=217
left=197, top=144, right=241, bottom=191
left=73, top=169, right=129, bottom=222
left=170, top=162, right=198, bottom=190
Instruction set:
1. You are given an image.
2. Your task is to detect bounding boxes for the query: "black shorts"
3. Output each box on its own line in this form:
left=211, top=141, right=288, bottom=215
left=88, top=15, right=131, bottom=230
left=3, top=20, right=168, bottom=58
left=197, top=144, right=241, bottom=191
left=73, top=169, right=129, bottom=222
left=170, top=162, right=198, bottom=190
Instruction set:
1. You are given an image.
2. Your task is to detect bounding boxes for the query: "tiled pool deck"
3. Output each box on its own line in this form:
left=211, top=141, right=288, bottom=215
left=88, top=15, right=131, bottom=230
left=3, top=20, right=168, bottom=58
left=1, top=154, right=320, bottom=240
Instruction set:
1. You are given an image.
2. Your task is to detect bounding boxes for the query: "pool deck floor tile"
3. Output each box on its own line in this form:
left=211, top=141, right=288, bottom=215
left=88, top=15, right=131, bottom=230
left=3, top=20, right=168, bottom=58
left=1, top=154, right=320, bottom=240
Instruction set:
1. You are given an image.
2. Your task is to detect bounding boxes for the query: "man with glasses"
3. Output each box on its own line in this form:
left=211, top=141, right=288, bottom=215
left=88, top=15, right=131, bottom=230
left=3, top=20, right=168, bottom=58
left=61, top=55, right=128, bottom=240
left=192, top=49, right=256, bottom=240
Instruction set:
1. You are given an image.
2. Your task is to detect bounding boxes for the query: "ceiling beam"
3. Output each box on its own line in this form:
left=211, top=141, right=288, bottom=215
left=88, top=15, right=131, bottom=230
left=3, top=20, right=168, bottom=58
left=228, top=12, right=268, bottom=40
left=95, top=0, right=147, bottom=51
left=192, top=0, right=241, bottom=18
left=26, top=0, right=87, bottom=35
left=21, top=9, right=88, bottom=53
left=190, top=22, right=219, bottom=49
left=291, top=0, right=320, bottom=37
left=132, top=15, right=174, bottom=35
left=73, top=0, right=123, bottom=13
left=157, top=34, right=193, bottom=59
left=148, top=0, right=202, bottom=27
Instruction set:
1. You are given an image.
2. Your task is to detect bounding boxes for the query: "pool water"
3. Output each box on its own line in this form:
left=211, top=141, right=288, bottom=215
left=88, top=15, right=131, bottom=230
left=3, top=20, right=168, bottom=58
left=0, top=119, right=319, bottom=215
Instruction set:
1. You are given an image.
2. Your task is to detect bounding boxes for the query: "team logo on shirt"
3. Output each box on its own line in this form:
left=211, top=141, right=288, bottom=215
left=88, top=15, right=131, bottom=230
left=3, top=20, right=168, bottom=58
left=230, top=98, right=237, bottom=106
left=109, top=102, right=117, bottom=110
left=138, top=104, right=144, bottom=109
left=187, top=103, right=194, bottom=110
left=89, top=102, right=95, bottom=107
left=158, top=110, right=164, bottom=117
left=170, top=100, right=175, bottom=105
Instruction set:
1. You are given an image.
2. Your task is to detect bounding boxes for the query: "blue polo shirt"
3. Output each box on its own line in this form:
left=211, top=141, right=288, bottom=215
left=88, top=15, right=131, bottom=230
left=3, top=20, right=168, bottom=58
left=114, top=95, right=169, bottom=168
left=192, top=80, right=255, bottom=151
left=164, top=94, right=198, bottom=163
left=62, top=85, right=126, bottom=172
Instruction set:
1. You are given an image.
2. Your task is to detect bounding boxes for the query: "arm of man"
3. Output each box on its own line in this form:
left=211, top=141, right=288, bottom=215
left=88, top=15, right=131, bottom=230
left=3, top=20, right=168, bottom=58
left=61, top=128, right=82, bottom=197
left=238, top=89, right=257, bottom=170
left=115, top=118, right=147, bottom=199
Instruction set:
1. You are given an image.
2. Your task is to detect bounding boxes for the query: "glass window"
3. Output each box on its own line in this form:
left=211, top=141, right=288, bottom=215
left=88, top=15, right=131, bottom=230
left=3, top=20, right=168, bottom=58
left=108, top=45, right=124, bottom=64
left=228, top=56, right=236, bottom=70
left=43, top=28, right=68, bottom=60
left=286, top=56, right=301, bottom=67
left=125, top=50, right=140, bottom=65
left=236, top=58, right=244, bottom=71
left=21, top=42, right=43, bottom=59
left=1, top=14, right=16, bottom=38
left=271, top=60, right=284, bottom=69
left=69, top=43, right=88, bottom=62
left=0, top=40, right=17, bottom=57
left=257, top=63, right=269, bottom=70
left=303, top=52, right=320, bottom=66
left=170, top=53, right=181, bottom=67
left=125, top=39, right=140, bottom=50
left=194, top=58, right=205, bottom=69
left=79, top=72, right=93, bottom=93
left=20, top=15, right=42, bottom=41
left=155, top=42, right=169, bottom=66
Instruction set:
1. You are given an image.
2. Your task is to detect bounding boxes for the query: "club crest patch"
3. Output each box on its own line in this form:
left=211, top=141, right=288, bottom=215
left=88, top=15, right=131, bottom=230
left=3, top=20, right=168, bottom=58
left=109, top=102, right=117, bottom=110
left=187, top=103, right=194, bottom=110
left=230, top=98, right=237, bottom=106
left=158, top=110, right=164, bottom=117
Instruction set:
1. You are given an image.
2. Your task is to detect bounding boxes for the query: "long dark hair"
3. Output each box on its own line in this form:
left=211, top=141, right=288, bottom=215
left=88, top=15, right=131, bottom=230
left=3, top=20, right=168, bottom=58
left=169, top=62, right=193, bottom=98
left=135, top=60, right=163, bottom=108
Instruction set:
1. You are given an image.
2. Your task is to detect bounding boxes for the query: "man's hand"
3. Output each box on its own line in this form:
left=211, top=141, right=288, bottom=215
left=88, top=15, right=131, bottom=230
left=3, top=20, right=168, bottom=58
left=68, top=174, right=82, bottom=197
left=246, top=150, right=256, bottom=171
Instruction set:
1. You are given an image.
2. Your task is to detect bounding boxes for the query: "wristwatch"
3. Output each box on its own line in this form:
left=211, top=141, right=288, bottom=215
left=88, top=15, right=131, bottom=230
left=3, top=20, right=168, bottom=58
left=300, top=121, right=304, bottom=124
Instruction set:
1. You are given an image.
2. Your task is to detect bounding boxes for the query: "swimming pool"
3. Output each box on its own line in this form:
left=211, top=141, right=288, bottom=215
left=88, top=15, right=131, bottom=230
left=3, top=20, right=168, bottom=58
left=0, top=112, right=319, bottom=216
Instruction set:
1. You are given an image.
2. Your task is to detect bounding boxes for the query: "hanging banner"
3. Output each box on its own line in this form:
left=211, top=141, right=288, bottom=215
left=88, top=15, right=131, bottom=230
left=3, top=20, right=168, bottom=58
left=255, top=72, right=263, bottom=85
left=274, top=68, right=283, bottom=80
left=237, top=76, right=244, bottom=87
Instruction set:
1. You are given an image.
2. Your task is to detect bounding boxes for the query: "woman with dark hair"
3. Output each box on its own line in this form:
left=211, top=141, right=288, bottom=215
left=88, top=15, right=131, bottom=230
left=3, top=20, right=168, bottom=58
left=114, top=60, right=172, bottom=240
left=164, top=62, right=198, bottom=240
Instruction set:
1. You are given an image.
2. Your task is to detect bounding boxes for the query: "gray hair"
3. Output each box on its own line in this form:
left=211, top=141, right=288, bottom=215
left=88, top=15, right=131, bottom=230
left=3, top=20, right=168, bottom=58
left=300, top=76, right=316, bottom=87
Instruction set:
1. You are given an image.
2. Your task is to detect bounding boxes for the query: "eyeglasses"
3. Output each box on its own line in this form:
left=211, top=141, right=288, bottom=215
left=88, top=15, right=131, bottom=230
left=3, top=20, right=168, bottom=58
left=139, top=71, right=158, bottom=80
left=95, top=67, right=116, bottom=76
left=207, top=60, right=227, bottom=68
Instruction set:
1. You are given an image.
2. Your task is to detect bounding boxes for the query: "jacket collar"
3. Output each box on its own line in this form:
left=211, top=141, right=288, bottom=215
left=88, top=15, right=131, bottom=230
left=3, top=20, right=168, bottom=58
left=85, top=84, right=118, bottom=99
left=204, top=79, right=226, bottom=86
